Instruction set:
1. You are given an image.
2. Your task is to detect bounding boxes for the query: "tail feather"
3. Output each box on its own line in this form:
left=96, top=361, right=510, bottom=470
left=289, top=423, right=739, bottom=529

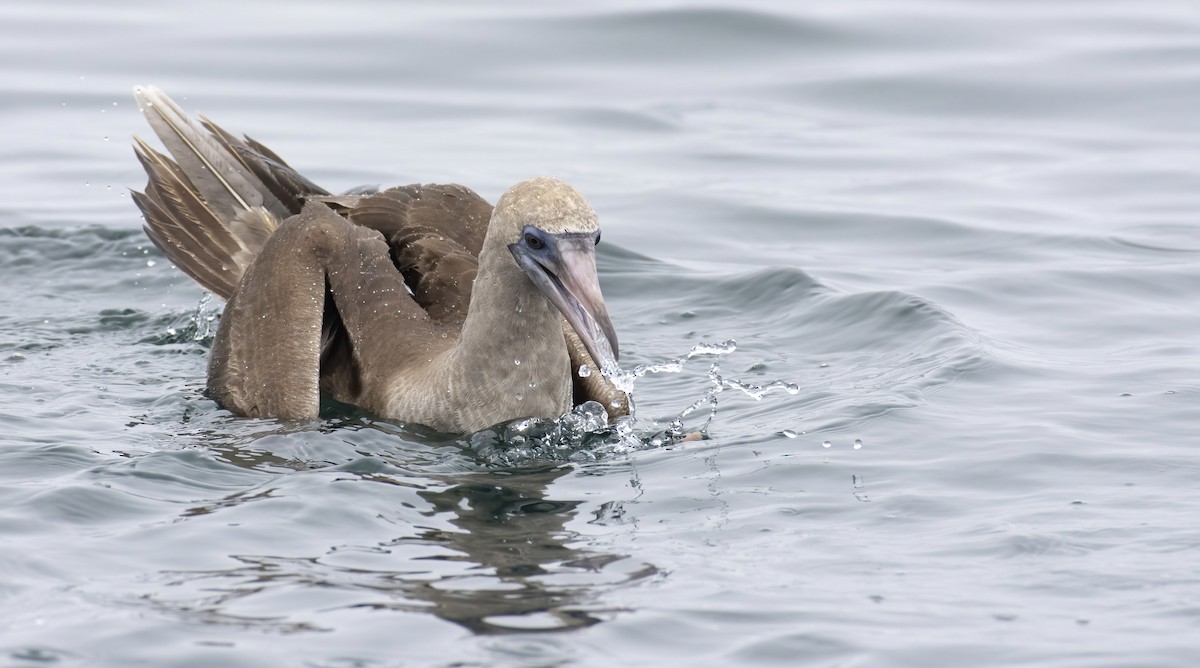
left=196, top=117, right=323, bottom=217
left=132, top=139, right=244, bottom=297
left=135, top=197, right=238, bottom=299
left=244, top=137, right=332, bottom=204
left=242, top=135, right=330, bottom=196
left=131, top=86, right=328, bottom=298
left=134, top=86, right=284, bottom=220
left=133, top=137, right=244, bottom=257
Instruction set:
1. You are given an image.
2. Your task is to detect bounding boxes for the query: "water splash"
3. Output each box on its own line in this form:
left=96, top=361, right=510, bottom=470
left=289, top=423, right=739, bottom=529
left=470, top=338, right=801, bottom=466
left=191, top=292, right=217, bottom=343
left=467, top=401, right=613, bottom=466
left=605, top=338, right=797, bottom=436
left=152, top=292, right=218, bottom=346
left=603, top=339, right=738, bottom=399
left=722, top=378, right=800, bottom=401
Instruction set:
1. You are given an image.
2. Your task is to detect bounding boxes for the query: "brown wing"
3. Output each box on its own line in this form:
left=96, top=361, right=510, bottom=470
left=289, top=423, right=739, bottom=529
left=338, top=185, right=492, bottom=327
left=208, top=202, right=442, bottom=418
left=345, top=184, right=490, bottom=255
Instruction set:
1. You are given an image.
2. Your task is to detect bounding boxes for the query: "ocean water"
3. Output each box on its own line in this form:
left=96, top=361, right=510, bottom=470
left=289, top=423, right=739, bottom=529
left=2, top=1, right=1199, bottom=666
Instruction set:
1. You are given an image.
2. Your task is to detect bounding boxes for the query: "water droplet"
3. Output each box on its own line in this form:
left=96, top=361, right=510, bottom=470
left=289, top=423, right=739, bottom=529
left=515, top=392, right=524, bottom=401
left=782, top=429, right=798, bottom=439
left=853, top=439, right=863, bottom=449
left=146, top=260, right=156, bottom=267
left=819, top=362, right=829, bottom=368
left=577, top=364, right=591, bottom=377
left=513, top=358, right=521, bottom=366
left=528, top=382, right=537, bottom=389
left=822, top=440, right=832, bottom=448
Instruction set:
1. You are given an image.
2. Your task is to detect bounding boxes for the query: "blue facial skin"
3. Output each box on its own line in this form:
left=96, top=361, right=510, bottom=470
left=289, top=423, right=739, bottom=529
left=517, top=225, right=600, bottom=254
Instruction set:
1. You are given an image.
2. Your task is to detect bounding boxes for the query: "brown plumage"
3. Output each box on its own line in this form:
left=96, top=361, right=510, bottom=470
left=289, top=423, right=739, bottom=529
left=131, top=86, right=628, bottom=432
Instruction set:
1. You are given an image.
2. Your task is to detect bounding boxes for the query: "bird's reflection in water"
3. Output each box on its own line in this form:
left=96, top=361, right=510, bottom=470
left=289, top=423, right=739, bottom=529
left=387, top=465, right=651, bottom=634
left=176, top=439, right=656, bottom=635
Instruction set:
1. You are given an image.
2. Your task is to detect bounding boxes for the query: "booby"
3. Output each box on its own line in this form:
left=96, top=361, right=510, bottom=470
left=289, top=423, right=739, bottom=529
left=130, top=86, right=628, bottom=433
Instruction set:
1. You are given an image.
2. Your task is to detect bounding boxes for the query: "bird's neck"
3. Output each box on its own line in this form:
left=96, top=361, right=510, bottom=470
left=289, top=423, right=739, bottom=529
left=449, top=241, right=572, bottom=424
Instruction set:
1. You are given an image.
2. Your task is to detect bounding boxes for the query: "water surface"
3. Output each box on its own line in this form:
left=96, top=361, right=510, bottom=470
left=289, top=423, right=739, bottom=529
left=1, top=1, right=1199, bottom=666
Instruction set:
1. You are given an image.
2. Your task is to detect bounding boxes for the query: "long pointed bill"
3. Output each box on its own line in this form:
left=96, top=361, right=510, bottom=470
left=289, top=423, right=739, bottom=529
left=510, top=234, right=619, bottom=372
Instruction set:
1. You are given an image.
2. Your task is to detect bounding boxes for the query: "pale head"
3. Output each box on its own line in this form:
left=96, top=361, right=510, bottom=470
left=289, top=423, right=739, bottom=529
left=492, top=177, right=600, bottom=238
left=497, top=177, right=619, bottom=369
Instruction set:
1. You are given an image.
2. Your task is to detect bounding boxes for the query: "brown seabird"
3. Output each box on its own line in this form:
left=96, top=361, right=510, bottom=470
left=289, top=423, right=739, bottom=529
left=130, top=86, right=628, bottom=432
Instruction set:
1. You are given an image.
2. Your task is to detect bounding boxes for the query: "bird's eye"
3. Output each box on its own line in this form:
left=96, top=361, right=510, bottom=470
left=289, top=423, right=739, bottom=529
left=594, top=231, right=601, bottom=246
left=524, top=232, right=543, bottom=249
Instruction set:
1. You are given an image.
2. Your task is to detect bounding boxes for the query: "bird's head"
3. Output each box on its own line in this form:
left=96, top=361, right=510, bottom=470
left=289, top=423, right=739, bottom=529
left=494, top=177, right=619, bottom=372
